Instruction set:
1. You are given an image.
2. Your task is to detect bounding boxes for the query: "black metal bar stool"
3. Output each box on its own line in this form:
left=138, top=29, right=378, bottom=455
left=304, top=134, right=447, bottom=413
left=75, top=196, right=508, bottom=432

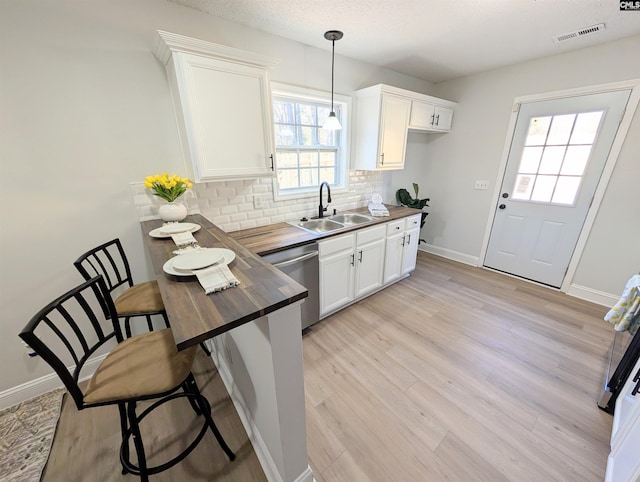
left=73, top=238, right=211, bottom=355
left=19, top=275, right=235, bottom=481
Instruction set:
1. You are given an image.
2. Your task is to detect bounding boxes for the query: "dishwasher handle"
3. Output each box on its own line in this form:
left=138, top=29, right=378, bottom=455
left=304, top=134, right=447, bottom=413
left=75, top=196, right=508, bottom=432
left=271, top=250, right=318, bottom=269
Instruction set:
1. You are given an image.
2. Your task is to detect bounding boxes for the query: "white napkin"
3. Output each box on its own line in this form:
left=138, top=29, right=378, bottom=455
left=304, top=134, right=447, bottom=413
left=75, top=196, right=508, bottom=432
left=194, top=264, right=240, bottom=294
left=171, top=231, right=197, bottom=247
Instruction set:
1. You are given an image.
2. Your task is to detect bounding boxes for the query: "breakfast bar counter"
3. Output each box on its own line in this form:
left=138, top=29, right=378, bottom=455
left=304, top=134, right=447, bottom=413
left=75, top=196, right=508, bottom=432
left=141, top=214, right=308, bottom=351
left=140, top=214, right=313, bottom=482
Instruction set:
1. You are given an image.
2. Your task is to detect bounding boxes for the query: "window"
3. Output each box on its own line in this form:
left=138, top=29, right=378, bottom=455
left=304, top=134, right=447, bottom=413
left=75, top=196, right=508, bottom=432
left=271, top=84, right=350, bottom=199
left=512, top=111, right=603, bottom=205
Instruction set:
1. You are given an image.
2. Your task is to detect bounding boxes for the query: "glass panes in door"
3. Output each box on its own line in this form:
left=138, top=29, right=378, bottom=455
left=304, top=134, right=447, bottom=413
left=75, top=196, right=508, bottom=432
left=512, top=110, right=603, bottom=205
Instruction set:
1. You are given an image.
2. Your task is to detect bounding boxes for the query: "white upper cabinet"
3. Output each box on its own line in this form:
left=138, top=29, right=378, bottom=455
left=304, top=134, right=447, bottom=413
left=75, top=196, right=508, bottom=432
left=409, top=101, right=455, bottom=132
left=353, top=84, right=457, bottom=171
left=154, top=31, right=278, bottom=182
left=353, top=86, right=411, bottom=171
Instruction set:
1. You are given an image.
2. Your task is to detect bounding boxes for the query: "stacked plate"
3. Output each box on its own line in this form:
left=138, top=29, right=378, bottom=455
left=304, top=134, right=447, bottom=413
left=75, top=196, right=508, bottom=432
left=163, top=248, right=236, bottom=276
left=149, top=222, right=201, bottom=238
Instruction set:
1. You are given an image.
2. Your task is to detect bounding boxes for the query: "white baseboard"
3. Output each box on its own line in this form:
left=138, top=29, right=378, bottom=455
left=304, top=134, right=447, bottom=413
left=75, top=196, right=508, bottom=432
left=0, top=354, right=106, bottom=410
left=419, top=246, right=617, bottom=308
left=295, top=466, right=314, bottom=482
left=418, top=243, right=479, bottom=266
left=567, top=283, right=618, bottom=307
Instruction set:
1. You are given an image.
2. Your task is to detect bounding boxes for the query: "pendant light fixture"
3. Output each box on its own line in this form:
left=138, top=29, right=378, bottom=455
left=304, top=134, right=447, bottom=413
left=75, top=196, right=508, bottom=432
left=322, top=30, right=343, bottom=130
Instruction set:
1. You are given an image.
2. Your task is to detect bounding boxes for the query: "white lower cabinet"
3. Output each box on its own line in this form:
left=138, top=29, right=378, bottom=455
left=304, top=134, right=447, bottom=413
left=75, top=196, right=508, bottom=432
left=318, top=233, right=355, bottom=317
left=384, top=214, right=421, bottom=282
left=319, top=224, right=386, bottom=318
left=319, top=215, right=421, bottom=318
left=354, top=226, right=386, bottom=298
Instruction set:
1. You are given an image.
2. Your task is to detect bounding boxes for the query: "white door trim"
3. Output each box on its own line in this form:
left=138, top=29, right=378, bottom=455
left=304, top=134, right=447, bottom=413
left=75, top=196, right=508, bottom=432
left=478, top=78, right=640, bottom=292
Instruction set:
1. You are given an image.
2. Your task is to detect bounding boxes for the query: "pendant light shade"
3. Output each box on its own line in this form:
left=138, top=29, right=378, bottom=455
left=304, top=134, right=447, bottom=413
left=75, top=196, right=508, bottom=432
left=322, top=30, right=343, bottom=131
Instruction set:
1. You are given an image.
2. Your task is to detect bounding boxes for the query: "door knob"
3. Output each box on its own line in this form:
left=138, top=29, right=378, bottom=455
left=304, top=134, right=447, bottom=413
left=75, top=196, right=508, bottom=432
left=499, top=204, right=506, bottom=210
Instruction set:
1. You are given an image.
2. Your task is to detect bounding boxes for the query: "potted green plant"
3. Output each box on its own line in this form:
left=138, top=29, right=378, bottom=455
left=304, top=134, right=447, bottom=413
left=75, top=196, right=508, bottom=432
left=396, top=183, right=429, bottom=243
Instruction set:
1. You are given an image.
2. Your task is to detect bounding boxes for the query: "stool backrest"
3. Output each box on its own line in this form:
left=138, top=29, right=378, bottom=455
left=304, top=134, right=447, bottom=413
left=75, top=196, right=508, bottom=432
left=19, top=276, right=122, bottom=409
left=74, top=238, right=135, bottom=294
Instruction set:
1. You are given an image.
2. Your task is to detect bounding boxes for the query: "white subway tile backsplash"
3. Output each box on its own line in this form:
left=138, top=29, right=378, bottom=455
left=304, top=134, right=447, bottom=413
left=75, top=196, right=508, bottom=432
left=216, top=188, right=237, bottom=198
left=246, top=210, right=263, bottom=220
left=239, top=219, right=257, bottom=230
left=237, top=203, right=254, bottom=212
left=221, top=222, right=239, bottom=232
left=130, top=170, right=384, bottom=230
left=220, top=205, right=238, bottom=215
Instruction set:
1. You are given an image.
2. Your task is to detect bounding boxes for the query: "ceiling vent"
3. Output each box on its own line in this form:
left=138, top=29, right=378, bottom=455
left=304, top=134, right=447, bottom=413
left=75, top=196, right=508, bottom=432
left=553, top=23, right=606, bottom=43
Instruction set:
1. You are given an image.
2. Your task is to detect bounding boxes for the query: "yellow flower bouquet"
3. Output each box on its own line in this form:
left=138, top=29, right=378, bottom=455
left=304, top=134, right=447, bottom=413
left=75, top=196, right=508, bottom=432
left=144, top=173, right=193, bottom=202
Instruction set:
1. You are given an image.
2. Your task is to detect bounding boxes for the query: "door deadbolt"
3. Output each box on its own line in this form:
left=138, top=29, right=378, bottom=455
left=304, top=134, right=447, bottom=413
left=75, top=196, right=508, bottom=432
left=499, top=204, right=506, bottom=210
left=502, top=193, right=509, bottom=198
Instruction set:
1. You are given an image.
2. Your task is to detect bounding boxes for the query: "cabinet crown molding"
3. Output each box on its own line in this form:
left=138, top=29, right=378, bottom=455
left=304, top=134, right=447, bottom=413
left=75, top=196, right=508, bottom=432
left=153, top=30, right=280, bottom=70
left=356, top=83, right=457, bottom=108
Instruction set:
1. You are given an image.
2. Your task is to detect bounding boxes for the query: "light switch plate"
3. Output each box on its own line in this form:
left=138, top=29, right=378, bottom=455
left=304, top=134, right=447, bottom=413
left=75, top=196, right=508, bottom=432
left=474, top=180, right=489, bottom=190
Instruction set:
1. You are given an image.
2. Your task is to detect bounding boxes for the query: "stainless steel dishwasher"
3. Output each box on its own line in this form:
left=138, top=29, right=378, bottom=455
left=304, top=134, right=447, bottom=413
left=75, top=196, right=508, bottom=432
left=262, top=243, right=319, bottom=330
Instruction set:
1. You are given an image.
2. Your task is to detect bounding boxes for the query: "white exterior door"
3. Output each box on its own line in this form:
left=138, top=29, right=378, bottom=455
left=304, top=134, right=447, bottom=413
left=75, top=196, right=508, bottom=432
left=484, top=90, right=630, bottom=287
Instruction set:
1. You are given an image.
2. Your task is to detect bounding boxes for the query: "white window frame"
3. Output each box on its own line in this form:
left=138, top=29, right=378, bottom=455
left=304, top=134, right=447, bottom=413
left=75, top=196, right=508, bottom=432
left=271, top=82, right=351, bottom=201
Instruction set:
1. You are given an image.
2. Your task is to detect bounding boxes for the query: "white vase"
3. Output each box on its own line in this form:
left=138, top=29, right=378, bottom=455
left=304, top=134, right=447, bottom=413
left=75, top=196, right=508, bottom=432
left=158, top=202, right=187, bottom=222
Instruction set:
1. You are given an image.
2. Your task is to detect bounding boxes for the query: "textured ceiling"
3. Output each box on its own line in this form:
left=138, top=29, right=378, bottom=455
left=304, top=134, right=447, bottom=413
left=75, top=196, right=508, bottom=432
left=169, top=0, right=640, bottom=83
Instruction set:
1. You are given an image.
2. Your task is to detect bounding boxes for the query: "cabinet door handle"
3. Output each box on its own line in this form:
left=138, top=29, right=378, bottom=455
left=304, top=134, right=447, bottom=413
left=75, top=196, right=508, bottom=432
left=401, top=235, right=406, bottom=247
left=358, top=250, right=363, bottom=263
left=632, top=380, right=640, bottom=397
left=406, top=233, right=411, bottom=245
left=350, top=254, right=355, bottom=266
left=434, top=114, right=440, bottom=126
left=430, top=114, right=435, bottom=126
left=269, top=154, right=274, bottom=171
left=380, top=153, right=384, bottom=165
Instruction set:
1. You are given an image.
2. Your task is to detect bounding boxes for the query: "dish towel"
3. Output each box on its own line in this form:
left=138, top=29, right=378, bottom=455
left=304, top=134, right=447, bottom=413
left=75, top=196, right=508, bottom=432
left=194, top=264, right=240, bottom=294
left=605, top=273, right=640, bottom=335
left=171, top=231, right=197, bottom=247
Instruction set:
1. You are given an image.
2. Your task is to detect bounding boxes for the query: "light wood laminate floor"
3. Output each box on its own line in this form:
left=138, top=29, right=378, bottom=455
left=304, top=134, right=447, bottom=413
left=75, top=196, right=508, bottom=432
left=303, top=252, right=614, bottom=481
left=44, top=252, right=614, bottom=481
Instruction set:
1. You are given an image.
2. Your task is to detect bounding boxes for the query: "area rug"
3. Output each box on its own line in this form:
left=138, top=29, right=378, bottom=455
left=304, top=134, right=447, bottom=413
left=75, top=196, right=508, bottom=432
left=0, top=389, right=65, bottom=482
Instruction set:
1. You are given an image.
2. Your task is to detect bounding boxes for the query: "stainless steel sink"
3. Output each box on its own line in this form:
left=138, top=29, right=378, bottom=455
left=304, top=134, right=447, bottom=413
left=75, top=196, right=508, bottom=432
left=329, top=212, right=374, bottom=226
left=291, top=218, right=345, bottom=234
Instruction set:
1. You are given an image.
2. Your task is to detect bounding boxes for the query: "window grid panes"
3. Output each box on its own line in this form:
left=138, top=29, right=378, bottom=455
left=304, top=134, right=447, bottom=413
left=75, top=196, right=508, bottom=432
left=512, top=110, right=603, bottom=205
left=273, top=96, right=341, bottom=192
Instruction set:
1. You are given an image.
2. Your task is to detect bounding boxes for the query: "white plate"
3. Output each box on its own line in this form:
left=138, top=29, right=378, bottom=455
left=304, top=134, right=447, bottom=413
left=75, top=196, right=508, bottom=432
left=162, top=248, right=236, bottom=277
left=173, top=250, right=224, bottom=271
left=149, top=223, right=201, bottom=238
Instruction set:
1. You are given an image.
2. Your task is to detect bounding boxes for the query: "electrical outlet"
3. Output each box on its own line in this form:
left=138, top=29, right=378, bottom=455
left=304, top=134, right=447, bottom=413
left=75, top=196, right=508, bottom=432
left=474, top=180, right=489, bottom=190
left=253, top=196, right=264, bottom=209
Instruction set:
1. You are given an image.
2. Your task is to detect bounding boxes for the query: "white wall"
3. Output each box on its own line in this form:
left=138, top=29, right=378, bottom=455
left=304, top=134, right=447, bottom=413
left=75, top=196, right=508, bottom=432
left=422, top=35, right=640, bottom=298
left=0, top=0, right=432, bottom=397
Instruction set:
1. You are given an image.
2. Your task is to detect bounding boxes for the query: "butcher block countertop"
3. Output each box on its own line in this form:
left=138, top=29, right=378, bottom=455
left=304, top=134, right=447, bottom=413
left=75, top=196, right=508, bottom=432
left=140, top=214, right=308, bottom=350
left=229, top=205, right=422, bottom=256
